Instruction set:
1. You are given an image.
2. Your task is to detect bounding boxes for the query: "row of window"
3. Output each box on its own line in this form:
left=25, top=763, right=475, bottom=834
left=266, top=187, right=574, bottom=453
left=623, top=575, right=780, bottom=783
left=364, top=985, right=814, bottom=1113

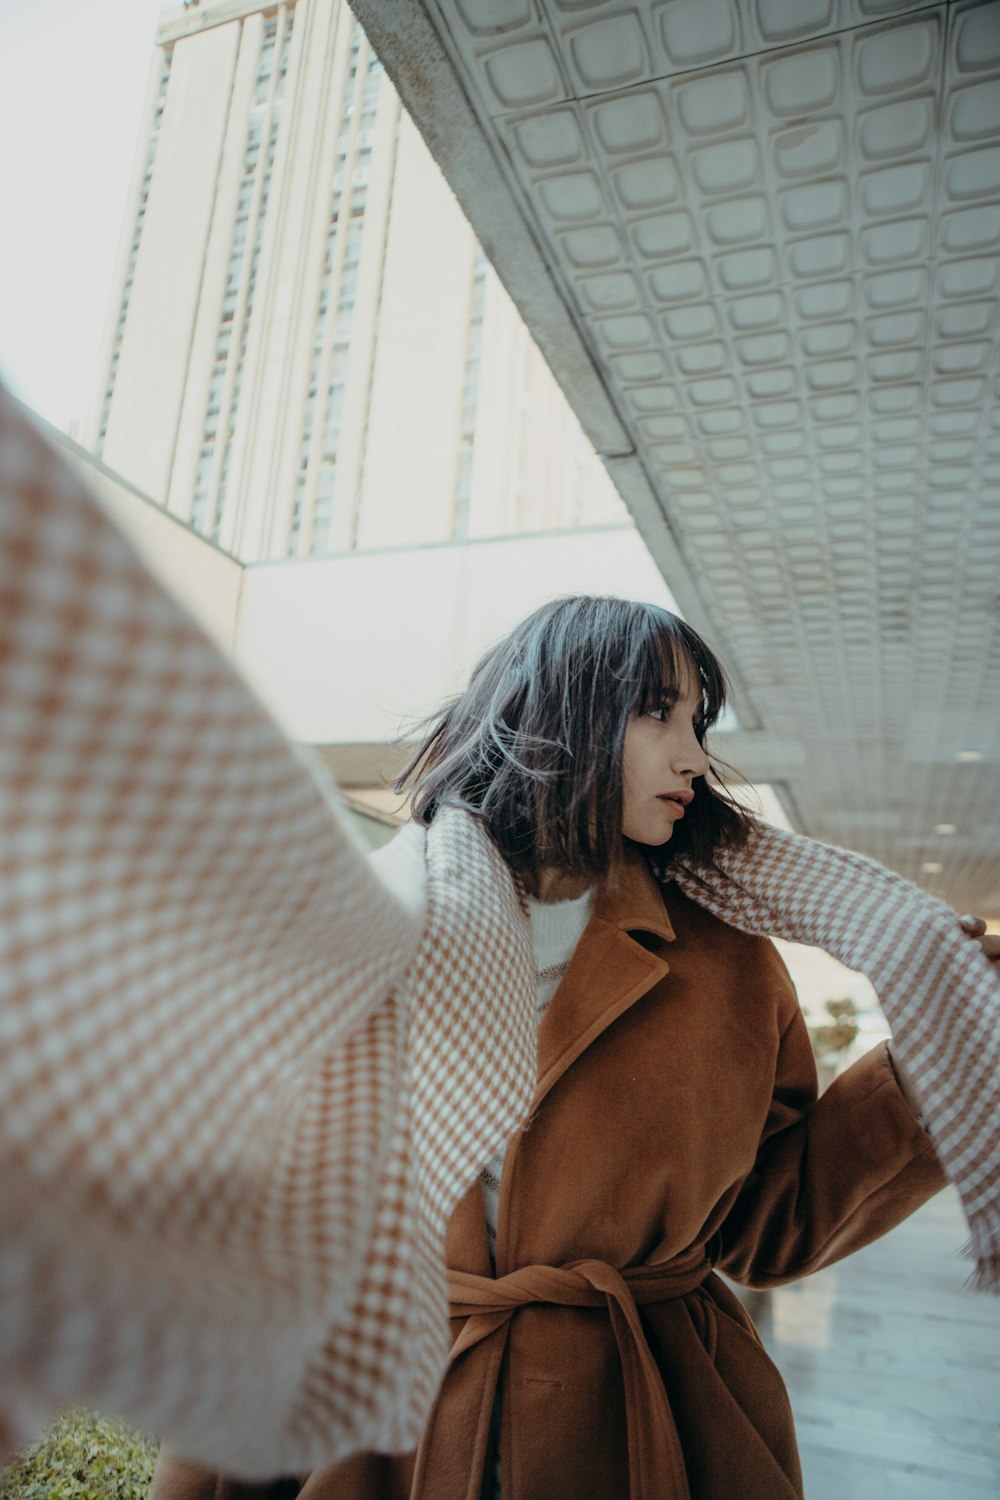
left=98, top=49, right=173, bottom=449
left=289, top=23, right=383, bottom=558
left=453, top=250, right=488, bottom=539
left=192, top=8, right=295, bottom=540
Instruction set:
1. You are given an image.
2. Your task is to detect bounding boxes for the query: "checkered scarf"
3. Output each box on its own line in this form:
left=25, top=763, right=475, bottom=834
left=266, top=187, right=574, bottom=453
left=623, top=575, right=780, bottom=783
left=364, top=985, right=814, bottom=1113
left=669, top=827, right=1000, bottom=1294
left=0, top=389, right=997, bottom=1476
left=0, top=390, right=538, bottom=1472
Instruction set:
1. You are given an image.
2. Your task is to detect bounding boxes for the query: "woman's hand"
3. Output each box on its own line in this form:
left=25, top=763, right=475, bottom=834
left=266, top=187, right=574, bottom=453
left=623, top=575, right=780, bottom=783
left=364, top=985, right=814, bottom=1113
left=960, top=915, right=1000, bottom=964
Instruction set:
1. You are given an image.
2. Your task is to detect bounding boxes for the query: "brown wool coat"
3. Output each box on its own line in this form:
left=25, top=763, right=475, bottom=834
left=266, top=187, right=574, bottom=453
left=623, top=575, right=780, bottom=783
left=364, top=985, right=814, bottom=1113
left=149, top=849, right=946, bottom=1500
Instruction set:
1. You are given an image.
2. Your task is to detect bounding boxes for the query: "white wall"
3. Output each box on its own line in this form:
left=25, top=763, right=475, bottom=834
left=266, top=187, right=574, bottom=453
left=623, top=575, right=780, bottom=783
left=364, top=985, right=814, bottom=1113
left=235, top=524, right=676, bottom=742
left=57, top=436, right=244, bottom=655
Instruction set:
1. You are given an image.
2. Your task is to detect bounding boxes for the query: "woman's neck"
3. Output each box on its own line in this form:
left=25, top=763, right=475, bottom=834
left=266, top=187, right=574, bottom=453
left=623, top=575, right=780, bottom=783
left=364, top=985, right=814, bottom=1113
left=533, top=868, right=594, bottom=904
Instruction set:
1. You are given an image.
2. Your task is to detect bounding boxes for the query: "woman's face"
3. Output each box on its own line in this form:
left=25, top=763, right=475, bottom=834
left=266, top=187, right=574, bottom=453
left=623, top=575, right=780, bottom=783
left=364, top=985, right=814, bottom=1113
left=621, top=667, right=710, bottom=846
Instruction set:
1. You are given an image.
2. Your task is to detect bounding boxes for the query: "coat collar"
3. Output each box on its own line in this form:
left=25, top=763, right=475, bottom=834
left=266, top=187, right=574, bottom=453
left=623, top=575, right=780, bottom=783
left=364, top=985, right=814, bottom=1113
left=532, top=845, right=674, bottom=1109
left=590, top=841, right=676, bottom=943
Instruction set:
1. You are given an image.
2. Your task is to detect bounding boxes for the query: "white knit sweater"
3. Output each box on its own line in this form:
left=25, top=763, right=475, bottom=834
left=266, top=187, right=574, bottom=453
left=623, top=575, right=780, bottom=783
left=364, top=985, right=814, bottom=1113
left=481, top=889, right=595, bottom=1258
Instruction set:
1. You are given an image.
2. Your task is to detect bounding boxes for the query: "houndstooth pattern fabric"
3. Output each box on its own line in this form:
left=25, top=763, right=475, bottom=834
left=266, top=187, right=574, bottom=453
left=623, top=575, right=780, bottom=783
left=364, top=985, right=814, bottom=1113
left=282, top=811, right=536, bottom=1460
left=671, top=823, right=1000, bottom=1291
left=0, top=389, right=536, bottom=1472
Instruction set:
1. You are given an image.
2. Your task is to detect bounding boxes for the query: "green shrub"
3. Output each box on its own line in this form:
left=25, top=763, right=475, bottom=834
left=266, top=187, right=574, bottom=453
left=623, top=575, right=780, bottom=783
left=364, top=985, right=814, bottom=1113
left=1, top=1409, right=158, bottom=1500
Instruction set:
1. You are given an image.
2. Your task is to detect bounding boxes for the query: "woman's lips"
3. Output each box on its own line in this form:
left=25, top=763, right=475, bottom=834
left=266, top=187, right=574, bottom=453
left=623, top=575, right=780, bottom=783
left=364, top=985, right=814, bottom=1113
left=656, top=796, right=687, bottom=819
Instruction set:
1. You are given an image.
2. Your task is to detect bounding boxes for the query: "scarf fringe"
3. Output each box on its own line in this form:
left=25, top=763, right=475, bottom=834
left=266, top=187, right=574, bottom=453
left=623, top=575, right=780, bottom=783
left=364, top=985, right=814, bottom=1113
left=958, top=1230, right=1000, bottom=1294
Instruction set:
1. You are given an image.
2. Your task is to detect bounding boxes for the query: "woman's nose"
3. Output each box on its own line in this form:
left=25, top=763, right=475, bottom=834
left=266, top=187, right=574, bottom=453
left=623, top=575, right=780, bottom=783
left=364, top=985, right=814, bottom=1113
left=674, top=728, right=709, bottom=778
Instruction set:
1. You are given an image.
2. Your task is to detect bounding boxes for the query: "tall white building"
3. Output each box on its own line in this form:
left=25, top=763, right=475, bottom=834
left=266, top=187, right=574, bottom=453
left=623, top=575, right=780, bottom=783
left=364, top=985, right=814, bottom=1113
left=62, top=0, right=863, bottom=1019
left=87, top=0, right=626, bottom=561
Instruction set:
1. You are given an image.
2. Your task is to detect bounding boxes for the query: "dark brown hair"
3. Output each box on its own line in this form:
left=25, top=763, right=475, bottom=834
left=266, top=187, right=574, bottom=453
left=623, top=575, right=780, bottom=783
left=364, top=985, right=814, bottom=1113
left=395, top=595, right=752, bottom=890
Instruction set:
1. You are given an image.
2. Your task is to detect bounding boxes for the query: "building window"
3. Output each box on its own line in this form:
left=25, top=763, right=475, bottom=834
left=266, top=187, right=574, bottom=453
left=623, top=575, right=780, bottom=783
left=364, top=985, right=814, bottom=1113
left=453, top=248, right=487, bottom=538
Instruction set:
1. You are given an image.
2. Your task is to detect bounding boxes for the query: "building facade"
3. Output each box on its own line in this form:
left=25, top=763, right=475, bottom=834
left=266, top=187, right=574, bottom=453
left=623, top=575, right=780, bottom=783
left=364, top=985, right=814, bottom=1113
left=87, top=0, right=626, bottom=561
left=66, top=0, right=873, bottom=1024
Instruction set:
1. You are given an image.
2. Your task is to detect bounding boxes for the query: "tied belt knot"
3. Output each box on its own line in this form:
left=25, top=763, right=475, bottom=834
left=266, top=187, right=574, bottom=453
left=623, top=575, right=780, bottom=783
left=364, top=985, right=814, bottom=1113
left=415, top=1251, right=713, bottom=1500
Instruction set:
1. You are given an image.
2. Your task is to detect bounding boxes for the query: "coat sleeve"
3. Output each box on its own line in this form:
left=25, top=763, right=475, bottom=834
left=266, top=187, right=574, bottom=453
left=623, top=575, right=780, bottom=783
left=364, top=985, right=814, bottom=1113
left=716, top=985, right=948, bottom=1288
left=672, top=819, right=1000, bottom=1291
left=0, top=389, right=424, bottom=1465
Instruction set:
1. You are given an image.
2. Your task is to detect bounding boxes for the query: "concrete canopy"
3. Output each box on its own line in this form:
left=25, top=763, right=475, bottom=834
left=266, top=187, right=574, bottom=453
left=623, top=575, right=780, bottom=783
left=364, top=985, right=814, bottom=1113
left=348, top=0, right=1000, bottom=915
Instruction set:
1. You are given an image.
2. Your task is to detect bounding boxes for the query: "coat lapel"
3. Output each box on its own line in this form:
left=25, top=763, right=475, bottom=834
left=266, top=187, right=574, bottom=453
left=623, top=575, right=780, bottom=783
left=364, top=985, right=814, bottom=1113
left=533, top=847, right=674, bottom=1108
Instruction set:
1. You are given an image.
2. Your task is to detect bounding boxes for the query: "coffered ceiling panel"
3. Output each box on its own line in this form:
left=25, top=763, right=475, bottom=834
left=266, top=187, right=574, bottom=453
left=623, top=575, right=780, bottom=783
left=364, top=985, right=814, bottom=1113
left=351, top=0, right=1000, bottom=914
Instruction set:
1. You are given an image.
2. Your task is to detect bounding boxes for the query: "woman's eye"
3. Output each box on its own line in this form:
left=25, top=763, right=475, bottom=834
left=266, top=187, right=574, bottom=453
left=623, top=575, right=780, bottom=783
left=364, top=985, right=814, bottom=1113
left=649, top=703, right=673, bottom=722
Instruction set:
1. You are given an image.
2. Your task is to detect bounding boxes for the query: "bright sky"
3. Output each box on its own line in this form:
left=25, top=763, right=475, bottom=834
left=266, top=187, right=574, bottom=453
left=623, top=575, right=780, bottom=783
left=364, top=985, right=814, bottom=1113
left=0, top=0, right=167, bottom=430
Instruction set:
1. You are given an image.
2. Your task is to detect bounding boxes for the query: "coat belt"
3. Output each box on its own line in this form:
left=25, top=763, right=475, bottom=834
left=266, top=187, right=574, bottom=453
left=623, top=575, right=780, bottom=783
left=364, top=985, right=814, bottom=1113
left=412, top=1252, right=713, bottom=1500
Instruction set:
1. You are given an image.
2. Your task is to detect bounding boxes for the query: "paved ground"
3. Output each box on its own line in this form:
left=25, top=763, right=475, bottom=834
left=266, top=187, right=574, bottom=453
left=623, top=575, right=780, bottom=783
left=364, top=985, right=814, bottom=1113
left=746, top=1188, right=1000, bottom=1499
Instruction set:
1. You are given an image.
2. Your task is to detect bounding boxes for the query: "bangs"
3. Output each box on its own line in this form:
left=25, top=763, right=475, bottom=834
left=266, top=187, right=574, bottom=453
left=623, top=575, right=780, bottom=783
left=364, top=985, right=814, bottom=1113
left=634, top=612, right=728, bottom=734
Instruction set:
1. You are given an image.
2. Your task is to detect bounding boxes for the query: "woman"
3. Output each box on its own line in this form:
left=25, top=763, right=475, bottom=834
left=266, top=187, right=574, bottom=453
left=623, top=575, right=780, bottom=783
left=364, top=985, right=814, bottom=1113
left=146, top=595, right=952, bottom=1500
left=2, top=395, right=996, bottom=1487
